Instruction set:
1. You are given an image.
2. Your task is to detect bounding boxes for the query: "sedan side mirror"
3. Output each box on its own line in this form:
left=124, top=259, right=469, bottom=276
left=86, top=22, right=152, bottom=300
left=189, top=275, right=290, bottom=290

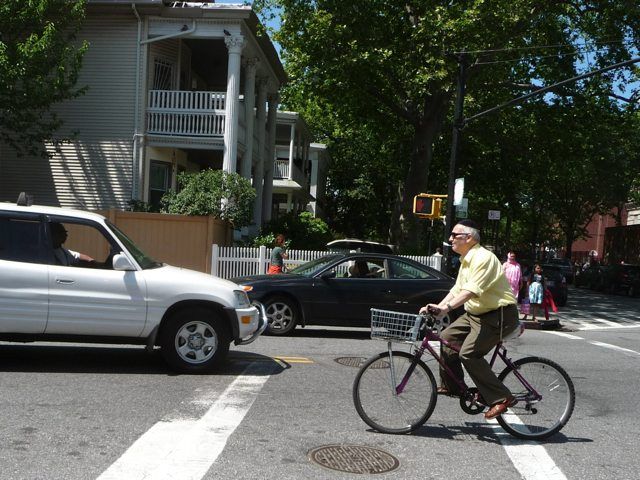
left=320, top=271, right=336, bottom=280
left=112, top=253, right=136, bottom=271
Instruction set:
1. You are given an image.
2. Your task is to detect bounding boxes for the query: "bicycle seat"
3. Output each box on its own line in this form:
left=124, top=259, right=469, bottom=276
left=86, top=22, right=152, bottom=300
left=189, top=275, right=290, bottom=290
left=502, top=321, right=525, bottom=342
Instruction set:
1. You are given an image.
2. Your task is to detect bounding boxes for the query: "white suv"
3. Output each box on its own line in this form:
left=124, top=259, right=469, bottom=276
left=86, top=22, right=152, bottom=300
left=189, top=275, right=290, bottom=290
left=0, top=200, right=266, bottom=373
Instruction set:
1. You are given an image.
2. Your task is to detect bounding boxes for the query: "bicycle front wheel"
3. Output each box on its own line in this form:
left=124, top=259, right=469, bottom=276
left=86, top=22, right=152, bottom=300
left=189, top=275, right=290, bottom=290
left=353, top=350, right=437, bottom=434
left=497, top=357, right=575, bottom=440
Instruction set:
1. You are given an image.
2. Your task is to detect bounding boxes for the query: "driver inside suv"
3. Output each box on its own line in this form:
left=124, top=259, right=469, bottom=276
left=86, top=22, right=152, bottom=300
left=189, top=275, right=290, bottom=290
left=51, top=222, right=95, bottom=266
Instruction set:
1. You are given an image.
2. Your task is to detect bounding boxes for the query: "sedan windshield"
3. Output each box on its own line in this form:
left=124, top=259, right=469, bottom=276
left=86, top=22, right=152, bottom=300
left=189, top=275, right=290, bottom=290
left=107, top=221, right=162, bottom=269
left=288, top=254, right=342, bottom=276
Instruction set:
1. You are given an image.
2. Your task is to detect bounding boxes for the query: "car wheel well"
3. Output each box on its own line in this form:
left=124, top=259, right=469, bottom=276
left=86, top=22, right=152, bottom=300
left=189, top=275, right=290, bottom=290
left=158, top=301, right=231, bottom=345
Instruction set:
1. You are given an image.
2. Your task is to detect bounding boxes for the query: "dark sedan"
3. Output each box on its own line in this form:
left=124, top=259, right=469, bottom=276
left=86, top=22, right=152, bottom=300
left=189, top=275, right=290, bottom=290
left=231, top=253, right=456, bottom=335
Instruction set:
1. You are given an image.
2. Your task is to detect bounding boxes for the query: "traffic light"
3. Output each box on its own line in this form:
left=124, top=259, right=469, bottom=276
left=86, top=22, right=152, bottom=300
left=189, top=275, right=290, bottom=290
left=413, top=194, right=446, bottom=219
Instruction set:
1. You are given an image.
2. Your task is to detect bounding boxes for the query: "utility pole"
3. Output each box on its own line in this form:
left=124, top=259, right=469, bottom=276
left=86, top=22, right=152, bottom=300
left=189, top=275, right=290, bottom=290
left=444, top=54, right=467, bottom=274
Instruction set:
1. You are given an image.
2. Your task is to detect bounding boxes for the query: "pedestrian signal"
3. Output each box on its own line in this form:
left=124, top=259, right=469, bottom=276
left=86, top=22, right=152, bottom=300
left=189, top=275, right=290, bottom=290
left=413, top=194, right=446, bottom=219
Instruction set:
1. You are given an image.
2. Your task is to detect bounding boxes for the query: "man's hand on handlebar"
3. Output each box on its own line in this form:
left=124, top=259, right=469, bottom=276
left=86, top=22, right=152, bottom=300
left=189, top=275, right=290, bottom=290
left=419, top=304, right=444, bottom=317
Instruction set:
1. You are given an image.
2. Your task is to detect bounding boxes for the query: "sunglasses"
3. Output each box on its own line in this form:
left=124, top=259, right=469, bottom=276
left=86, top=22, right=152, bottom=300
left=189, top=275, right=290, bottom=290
left=450, top=232, right=470, bottom=238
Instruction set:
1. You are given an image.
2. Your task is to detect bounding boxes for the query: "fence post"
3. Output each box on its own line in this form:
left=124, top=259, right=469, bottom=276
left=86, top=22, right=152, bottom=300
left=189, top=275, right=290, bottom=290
left=211, top=244, right=219, bottom=277
left=259, top=245, right=267, bottom=274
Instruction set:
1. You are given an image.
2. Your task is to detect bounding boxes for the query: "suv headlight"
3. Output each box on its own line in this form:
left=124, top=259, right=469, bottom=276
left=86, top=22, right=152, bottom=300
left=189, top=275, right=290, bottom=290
left=233, top=289, right=251, bottom=308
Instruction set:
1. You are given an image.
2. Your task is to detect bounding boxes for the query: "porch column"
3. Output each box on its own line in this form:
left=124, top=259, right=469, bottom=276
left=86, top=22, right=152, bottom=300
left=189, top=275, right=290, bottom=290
left=223, top=35, right=245, bottom=174
left=262, top=91, right=279, bottom=223
left=241, top=57, right=258, bottom=180
left=252, top=78, right=268, bottom=228
left=288, top=123, right=296, bottom=180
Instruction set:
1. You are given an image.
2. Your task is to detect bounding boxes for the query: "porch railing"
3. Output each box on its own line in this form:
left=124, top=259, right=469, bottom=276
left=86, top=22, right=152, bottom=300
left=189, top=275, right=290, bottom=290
left=273, top=159, right=290, bottom=179
left=147, top=90, right=226, bottom=136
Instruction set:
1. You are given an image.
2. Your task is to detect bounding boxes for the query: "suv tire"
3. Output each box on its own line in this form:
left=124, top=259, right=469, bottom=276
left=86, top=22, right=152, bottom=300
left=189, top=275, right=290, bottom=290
left=161, top=307, right=230, bottom=373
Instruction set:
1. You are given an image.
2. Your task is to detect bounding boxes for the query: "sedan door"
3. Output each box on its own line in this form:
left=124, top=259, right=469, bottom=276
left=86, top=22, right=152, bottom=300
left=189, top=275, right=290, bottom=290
left=384, top=258, right=452, bottom=314
left=306, top=257, right=392, bottom=326
left=45, top=219, right=147, bottom=337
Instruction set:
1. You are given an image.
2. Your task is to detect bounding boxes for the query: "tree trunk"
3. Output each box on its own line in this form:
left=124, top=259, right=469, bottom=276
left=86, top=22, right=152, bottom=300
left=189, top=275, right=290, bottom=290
left=389, top=94, right=449, bottom=249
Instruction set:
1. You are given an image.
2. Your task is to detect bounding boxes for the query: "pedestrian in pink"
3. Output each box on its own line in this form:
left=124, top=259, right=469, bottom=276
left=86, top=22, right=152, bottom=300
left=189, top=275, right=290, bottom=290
left=502, top=251, right=523, bottom=300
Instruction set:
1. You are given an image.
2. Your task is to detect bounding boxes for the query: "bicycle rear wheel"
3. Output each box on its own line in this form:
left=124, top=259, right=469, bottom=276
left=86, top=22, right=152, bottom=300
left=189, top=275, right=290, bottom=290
left=497, top=357, right=575, bottom=440
left=353, top=351, right=437, bottom=434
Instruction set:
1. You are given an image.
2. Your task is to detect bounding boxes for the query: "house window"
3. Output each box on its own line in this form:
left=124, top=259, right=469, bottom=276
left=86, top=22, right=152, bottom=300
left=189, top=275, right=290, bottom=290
left=153, top=58, right=175, bottom=90
left=149, top=161, right=172, bottom=209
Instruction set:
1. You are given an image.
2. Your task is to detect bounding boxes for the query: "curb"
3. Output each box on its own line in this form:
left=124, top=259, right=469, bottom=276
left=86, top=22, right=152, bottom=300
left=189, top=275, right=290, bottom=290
left=520, top=318, right=561, bottom=330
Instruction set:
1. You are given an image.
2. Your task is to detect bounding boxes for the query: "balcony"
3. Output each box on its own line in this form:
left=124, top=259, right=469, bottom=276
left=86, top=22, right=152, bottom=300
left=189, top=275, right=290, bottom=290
left=273, top=159, right=289, bottom=179
left=147, top=90, right=227, bottom=137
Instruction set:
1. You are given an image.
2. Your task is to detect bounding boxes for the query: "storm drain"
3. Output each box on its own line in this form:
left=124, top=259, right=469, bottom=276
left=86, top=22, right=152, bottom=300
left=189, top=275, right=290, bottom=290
left=334, top=356, right=366, bottom=367
left=309, top=444, right=399, bottom=474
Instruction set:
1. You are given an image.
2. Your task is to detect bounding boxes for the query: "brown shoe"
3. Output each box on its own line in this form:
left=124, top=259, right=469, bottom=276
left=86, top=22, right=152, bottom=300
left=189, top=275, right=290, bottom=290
left=484, top=396, right=516, bottom=419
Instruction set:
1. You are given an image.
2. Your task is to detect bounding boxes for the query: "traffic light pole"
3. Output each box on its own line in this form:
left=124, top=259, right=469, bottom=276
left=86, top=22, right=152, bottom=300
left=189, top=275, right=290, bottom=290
left=444, top=55, right=467, bottom=274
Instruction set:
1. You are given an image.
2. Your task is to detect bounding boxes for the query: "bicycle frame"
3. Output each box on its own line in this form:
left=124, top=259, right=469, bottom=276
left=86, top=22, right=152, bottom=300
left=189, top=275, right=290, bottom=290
left=394, top=327, right=542, bottom=403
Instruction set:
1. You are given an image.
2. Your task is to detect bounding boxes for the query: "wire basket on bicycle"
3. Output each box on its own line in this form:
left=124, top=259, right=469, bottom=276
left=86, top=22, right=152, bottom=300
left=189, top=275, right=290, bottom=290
left=370, top=308, right=423, bottom=343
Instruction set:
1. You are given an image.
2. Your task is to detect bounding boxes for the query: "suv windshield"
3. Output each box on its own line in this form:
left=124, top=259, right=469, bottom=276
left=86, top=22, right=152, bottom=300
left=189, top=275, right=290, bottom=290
left=107, top=221, right=162, bottom=269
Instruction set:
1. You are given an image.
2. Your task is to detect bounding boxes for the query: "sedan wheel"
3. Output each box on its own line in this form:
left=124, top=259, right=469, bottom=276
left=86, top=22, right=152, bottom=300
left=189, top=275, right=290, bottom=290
left=264, top=296, right=299, bottom=335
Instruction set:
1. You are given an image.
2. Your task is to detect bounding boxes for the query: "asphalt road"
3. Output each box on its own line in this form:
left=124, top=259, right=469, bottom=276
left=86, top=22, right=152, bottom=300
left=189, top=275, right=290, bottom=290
left=0, top=285, right=638, bottom=480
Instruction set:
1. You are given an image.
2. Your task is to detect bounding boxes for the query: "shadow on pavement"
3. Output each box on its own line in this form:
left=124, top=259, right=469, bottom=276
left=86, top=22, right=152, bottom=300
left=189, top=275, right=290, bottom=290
left=0, top=343, right=284, bottom=376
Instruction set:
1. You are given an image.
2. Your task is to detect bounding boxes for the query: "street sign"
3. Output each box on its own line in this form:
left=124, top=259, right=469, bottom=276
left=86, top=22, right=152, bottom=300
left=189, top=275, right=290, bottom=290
left=454, top=178, right=464, bottom=206
left=455, top=198, right=468, bottom=218
left=488, top=210, right=501, bottom=220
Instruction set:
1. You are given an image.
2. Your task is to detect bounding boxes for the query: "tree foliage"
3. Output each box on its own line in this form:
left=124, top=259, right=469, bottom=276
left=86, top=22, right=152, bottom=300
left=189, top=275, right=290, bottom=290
left=0, top=0, right=88, bottom=156
left=253, top=211, right=333, bottom=250
left=255, top=0, right=640, bottom=253
left=161, top=169, right=256, bottom=228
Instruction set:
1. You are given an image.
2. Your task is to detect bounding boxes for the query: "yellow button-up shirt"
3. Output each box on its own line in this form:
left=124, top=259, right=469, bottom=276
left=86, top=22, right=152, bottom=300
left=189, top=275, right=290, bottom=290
left=451, top=243, right=516, bottom=315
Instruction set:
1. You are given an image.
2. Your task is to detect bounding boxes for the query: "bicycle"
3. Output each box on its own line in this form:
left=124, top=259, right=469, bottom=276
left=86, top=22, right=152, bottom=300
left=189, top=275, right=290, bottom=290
left=352, top=308, right=575, bottom=440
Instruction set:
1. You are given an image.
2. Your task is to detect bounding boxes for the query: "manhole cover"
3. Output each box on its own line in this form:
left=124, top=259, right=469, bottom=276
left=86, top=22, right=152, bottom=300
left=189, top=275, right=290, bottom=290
left=334, top=356, right=366, bottom=367
left=334, top=357, right=390, bottom=369
left=308, top=444, right=399, bottom=474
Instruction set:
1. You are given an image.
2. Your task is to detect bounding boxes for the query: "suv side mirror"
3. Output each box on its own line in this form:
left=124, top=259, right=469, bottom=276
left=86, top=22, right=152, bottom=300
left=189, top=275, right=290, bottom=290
left=112, top=253, right=136, bottom=271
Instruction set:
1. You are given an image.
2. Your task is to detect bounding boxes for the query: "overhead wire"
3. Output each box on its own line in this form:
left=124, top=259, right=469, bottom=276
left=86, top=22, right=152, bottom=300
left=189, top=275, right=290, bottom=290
left=452, top=38, right=631, bottom=55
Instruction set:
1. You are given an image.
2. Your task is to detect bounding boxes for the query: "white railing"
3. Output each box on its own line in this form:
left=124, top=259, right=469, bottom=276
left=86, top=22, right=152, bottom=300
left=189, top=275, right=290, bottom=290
left=273, top=159, right=289, bottom=179
left=210, top=245, right=443, bottom=279
left=147, top=90, right=226, bottom=136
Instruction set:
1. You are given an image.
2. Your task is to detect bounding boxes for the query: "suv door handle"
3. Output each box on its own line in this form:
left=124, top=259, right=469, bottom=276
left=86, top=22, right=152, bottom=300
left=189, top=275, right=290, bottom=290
left=55, top=278, right=75, bottom=285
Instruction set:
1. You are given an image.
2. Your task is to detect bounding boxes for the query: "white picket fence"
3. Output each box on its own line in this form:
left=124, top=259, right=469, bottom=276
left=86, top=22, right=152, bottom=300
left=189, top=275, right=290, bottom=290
left=210, top=244, right=443, bottom=279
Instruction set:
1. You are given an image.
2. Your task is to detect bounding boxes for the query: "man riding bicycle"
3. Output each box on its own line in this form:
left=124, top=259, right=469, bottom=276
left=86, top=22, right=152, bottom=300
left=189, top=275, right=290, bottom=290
left=420, top=219, right=519, bottom=420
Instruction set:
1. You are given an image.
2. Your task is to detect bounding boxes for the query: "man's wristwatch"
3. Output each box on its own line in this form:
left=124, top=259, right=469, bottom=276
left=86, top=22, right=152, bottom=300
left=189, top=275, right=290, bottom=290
left=446, top=302, right=453, bottom=313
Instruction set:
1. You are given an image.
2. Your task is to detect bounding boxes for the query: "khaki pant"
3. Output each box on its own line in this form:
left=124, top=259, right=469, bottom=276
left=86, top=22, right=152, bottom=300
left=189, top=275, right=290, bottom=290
left=440, top=304, right=519, bottom=405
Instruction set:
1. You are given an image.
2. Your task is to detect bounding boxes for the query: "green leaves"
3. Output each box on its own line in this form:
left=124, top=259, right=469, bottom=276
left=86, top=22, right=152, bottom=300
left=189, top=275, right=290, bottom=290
left=0, top=0, right=87, bottom=157
left=257, top=0, right=640, bottom=251
left=161, top=170, right=256, bottom=228
left=254, top=211, right=332, bottom=250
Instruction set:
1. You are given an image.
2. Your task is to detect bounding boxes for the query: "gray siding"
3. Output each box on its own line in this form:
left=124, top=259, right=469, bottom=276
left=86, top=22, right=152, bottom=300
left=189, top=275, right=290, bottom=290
left=0, top=14, right=139, bottom=209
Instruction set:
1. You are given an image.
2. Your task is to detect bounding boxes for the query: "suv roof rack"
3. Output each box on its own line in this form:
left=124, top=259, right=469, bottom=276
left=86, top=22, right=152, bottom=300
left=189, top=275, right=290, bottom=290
left=16, top=192, right=33, bottom=206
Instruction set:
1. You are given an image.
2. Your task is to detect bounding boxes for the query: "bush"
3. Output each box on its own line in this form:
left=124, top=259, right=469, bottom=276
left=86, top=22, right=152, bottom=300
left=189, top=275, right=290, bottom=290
left=253, top=211, right=333, bottom=249
left=161, top=169, right=256, bottom=228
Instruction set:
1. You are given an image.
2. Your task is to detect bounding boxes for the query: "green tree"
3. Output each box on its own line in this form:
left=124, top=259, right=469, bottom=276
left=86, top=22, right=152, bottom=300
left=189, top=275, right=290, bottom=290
left=255, top=0, right=640, bottom=249
left=0, top=0, right=87, bottom=156
left=253, top=211, right=333, bottom=250
left=161, top=169, right=256, bottom=228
